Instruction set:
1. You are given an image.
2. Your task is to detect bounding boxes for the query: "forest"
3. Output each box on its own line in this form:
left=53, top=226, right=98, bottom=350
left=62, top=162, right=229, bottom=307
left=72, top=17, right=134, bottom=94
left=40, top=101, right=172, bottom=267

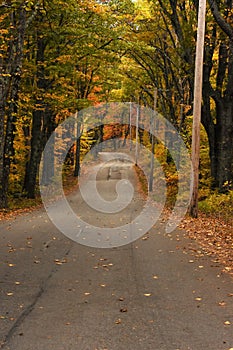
left=0, top=0, right=232, bottom=222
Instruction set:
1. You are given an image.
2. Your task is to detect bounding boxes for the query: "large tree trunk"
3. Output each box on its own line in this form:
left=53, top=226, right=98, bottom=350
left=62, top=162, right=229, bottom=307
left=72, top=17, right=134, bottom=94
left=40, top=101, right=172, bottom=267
left=0, top=93, right=6, bottom=208
left=202, top=96, right=233, bottom=191
left=215, top=98, right=233, bottom=190
left=24, top=110, right=43, bottom=198
left=0, top=6, right=26, bottom=208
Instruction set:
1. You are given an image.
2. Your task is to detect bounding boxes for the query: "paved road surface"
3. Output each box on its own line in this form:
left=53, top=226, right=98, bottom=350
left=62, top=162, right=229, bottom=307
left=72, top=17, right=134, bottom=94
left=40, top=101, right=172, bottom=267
left=0, top=153, right=233, bottom=350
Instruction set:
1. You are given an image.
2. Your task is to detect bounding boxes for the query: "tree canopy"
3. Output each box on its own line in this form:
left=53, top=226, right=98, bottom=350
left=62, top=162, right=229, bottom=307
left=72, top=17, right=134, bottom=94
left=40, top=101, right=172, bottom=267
left=0, top=0, right=232, bottom=208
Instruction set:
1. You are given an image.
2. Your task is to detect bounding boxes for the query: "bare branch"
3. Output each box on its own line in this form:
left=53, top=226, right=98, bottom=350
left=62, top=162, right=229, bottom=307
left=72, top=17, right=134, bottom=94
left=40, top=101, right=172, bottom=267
left=208, top=0, right=233, bottom=38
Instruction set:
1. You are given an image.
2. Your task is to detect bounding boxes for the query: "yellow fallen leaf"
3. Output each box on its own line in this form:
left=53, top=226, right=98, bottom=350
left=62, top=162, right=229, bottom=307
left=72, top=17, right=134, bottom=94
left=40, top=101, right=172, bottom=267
left=142, top=236, right=149, bottom=241
left=224, top=321, right=231, bottom=325
left=84, top=292, right=91, bottom=296
left=7, top=292, right=14, bottom=296
left=195, top=297, right=202, bottom=301
left=225, top=267, right=231, bottom=271
left=153, top=275, right=159, bottom=279
left=218, top=301, right=226, bottom=306
left=144, top=293, right=152, bottom=297
left=115, top=318, right=122, bottom=324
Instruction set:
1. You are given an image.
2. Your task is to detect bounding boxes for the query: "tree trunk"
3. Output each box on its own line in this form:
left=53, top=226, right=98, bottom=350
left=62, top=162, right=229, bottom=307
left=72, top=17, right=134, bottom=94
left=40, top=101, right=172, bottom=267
left=0, top=6, right=26, bottom=208
left=0, top=97, right=6, bottom=208
left=24, top=110, right=43, bottom=198
left=202, top=96, right=233, bottom=191
left=74, top=119, right=82, bottom=177
left=215, top=99, right=233, bottom=190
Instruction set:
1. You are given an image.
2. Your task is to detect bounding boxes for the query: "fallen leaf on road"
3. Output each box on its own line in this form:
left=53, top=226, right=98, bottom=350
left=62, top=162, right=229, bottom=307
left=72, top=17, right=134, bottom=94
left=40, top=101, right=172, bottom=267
left=142, top=236, right=149, bottom=241
left=153, top=275, right=159, bottom=279
left=120, top=308, right=127, bottom=313
left=224, top=321, right=231, bottom=325
left=6, top=292, right=14, bottom=296
left=54, top=258, right=67, bottom=265
left=195, top=297, right=202, bottom=301
left=84, top=292, right=91, bottom=296
left=144, top=293, right=152, bottom=297
left=115, top=318, right=122, bottom=324
left=218, top=301, right=226, bottom=306
left=8, top=247, right=16, bottom=253
left=224, top=267, right=232, bottom=272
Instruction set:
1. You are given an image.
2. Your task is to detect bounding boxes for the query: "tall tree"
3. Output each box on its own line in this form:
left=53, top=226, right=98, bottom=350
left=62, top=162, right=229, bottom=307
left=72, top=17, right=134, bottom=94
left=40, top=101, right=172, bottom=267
left=0, top=1, right=39, bottom=207
left=202, top=0, right=233, bottom=190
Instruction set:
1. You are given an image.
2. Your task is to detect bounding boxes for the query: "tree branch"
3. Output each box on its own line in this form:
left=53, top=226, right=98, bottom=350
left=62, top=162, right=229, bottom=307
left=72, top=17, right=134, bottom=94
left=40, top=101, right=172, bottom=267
left=208, top=0, right=233, bottom=38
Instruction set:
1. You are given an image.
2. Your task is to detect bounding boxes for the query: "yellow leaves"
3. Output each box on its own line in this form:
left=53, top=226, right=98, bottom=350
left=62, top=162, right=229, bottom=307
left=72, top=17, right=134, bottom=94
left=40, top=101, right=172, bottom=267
left=180, top=213, right=233, bottom=276
left=115, top=318, right=122, bottom=324
left=54, top=258, right=68, bottom=265
left=56, top=55, right=72, bottom=63
left=0, top=29, right=9, bottom=35
left=224, top=320, right=231, bottom=325
left=144, top=293, right=152, bottom=297
left=0, top=315, right=15, bottom=321
left=142, top=236, right=149, bottom=241
left=218, top=301, right=226, bottom=306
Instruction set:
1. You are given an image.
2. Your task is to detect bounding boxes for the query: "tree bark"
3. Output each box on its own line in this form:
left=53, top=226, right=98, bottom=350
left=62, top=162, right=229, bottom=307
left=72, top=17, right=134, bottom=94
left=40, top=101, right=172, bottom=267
left=0, top=5, right=27, bottom=208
